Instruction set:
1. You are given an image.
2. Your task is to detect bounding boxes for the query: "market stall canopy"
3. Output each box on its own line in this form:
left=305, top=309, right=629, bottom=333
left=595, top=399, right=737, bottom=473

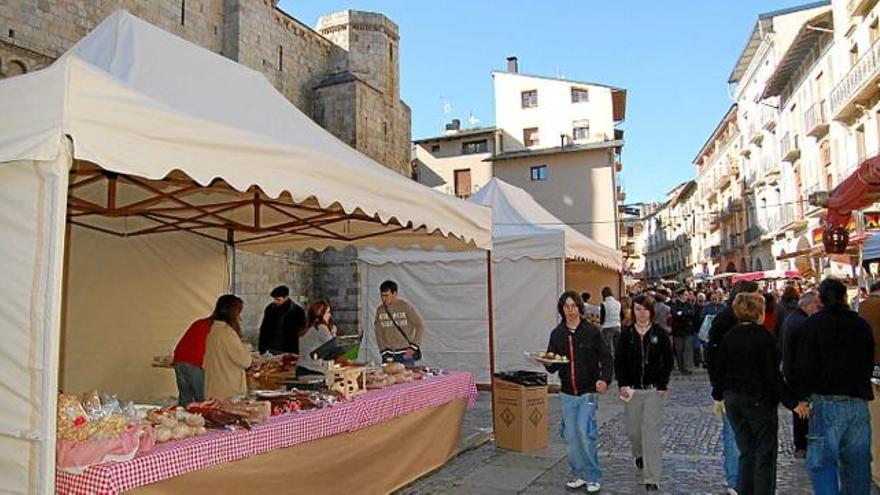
left=0, top=10, right=492, bottom=251
left=826, top=155, right=880, bottom=230
left=467, top=179, right=622, bottom=270
left=864, top=233, right=880, bottom=261
left=731, top=270, right=801, bottom=283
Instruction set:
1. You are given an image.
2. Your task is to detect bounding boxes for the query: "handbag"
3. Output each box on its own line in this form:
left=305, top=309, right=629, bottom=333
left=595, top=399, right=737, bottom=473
left=698, top=314, right=715, bottom=343
left=380, top=305, right=422, bottom=362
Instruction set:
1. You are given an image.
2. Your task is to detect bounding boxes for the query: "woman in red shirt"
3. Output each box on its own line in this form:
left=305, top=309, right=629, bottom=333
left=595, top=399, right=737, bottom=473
left=172, top=314, right=214, bottom=406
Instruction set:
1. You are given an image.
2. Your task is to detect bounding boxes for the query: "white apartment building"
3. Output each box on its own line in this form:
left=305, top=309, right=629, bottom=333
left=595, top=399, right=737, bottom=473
left=412, top=122, right=495, bottom=198
left=760, top=8, right=835, bottom=275
left=730, top=1, right=831, bottom=272
left=490, top=57, right=626, bottom=249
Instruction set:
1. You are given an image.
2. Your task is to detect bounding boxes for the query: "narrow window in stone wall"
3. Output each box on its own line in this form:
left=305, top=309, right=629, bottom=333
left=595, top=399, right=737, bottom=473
left=278, top=45, right=283, bottom=72
left=389, top=43, right=393, bottom=61
left=180, top=0, right=186, bottom=26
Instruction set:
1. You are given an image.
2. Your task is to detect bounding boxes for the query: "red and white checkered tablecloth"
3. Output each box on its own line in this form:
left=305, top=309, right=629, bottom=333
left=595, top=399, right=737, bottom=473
left=56, top=371, right=477, bottom=495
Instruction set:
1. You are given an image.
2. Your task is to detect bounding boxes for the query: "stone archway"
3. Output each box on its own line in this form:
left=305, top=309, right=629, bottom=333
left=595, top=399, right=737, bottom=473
left=725, top=261, right=737, bottom=273
left=754, top=257, right=764, bottom=271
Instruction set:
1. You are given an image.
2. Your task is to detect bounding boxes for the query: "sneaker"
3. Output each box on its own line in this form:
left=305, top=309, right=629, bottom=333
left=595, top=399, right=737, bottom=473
left=726, top=488, right=739, bottom=495
left=586, top=482, right=601, bottom=493
left=565, top=478, right=587, bottom=489
left=645, top=483, right=659, bottom=491
left=633, top=457, right=644, bottom=469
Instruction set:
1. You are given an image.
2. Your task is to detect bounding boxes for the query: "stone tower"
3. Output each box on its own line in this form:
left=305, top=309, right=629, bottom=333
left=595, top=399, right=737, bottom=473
left=314, top=10, right=411, bottom=175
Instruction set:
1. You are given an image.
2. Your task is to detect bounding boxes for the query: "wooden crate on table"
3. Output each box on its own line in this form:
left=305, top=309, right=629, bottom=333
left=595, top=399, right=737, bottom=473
left=324, top=362, right=366, bottom=398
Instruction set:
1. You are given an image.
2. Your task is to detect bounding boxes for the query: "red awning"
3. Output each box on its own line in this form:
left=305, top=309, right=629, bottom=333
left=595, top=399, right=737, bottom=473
left=827, top=155, right=880, bottom=228
left=730, top=270, right=802, bottom=283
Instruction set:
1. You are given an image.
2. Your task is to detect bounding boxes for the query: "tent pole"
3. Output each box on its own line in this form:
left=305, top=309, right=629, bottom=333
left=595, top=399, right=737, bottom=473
left=227, top=228, right=236, bottom=292
left=487, top=249, right=496, bottom=429
left=487, top=249, right=495, bottom=377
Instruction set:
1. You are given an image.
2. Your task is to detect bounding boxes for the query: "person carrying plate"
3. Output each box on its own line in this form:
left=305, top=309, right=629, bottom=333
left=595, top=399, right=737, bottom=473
left=543, top=291, right=612, bottom=493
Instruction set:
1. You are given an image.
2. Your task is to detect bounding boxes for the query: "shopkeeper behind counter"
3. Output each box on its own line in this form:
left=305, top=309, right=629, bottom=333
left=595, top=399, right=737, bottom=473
left=204, top=294, right=253, bottom=401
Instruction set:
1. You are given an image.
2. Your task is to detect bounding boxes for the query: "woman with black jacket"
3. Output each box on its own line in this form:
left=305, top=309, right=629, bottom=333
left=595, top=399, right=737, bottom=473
left=712, top=292, right=808, bottom=495
left=615, top=294, right=674, bottom=492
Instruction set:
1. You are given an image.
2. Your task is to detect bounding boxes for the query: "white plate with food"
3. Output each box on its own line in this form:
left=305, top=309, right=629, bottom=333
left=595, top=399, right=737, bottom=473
left=252, top=390, right=289, bottom=398
left=525, top=351, right=569, bottom=364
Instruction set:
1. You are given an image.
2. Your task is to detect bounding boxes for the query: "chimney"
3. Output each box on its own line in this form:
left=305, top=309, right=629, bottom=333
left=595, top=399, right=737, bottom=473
left=444, top=119, right=462, bottom=135
left=506, top=56, right=518, bottom=73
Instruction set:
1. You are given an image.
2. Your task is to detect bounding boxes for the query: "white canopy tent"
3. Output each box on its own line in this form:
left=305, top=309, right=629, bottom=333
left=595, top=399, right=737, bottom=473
left=0, top=11, right=491, bottom=494
left=358, top=179, right=622, bottom=383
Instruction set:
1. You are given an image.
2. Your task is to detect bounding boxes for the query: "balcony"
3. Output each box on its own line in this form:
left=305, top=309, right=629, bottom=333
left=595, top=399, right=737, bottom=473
left=804, top=100, right=829, bottom=138
left=740, top=135, right=752, bottom=157
left=745, top=225, right=766, bottom=244
left=830, top=36, right=880, bottom=120
left=704, top=245, right=721, bottom=260
left=849, top=0, right=878, bottom=18
left=780, top=132, right=801, bottom=162
left=760, top=106, right=777, bottom=132
left=719, top=198, right=742, bottom=222
left=749, top=124, right=764, bottom=145
left=803, top=182, right=826, bottom=215
left=721, top=235, right=743, bottom=255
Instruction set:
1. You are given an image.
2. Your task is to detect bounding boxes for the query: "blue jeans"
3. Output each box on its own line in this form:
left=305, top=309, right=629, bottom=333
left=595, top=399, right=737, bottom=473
left=807, top=395, right=872, bottom=495
left=174, top=362, right=204, bottom=406
left=722, top=409, right=741, bottom=489
left=560, top=392, right=602, bottom=483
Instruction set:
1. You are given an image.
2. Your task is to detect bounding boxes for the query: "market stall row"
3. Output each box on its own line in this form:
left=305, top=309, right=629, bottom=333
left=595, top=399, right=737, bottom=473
left=56, top=371, right=477, bottom=494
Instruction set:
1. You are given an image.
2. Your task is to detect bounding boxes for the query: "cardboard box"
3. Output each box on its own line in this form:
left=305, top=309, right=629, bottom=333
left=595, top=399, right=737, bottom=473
left=492, top=377, right=548, bottom=452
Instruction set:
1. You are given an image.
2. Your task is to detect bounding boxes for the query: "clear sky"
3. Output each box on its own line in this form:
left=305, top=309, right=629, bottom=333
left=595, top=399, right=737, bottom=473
left=279, top=1, right=814, bottom=203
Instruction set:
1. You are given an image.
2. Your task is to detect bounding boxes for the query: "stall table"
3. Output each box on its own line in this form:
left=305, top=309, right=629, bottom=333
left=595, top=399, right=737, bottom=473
left=56, top=372, right=477, bottom=494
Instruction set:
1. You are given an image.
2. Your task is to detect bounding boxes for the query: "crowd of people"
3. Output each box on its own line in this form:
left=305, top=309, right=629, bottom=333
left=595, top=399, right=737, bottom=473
left=169, top=280, right=426, bottom=405
left=546, top=278, right=880, bottom=494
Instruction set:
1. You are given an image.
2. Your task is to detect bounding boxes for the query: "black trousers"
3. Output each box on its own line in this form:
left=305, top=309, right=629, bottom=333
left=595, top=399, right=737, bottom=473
left=724, top=391, right=779, bottom=495
left=792, top=411, right=808, bottom=451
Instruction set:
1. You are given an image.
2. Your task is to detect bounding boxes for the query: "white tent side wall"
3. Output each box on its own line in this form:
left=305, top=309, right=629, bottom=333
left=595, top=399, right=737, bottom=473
left=0, top=146, right=70, bottom=495
left=61, top=228, right=229, bottom=403
left=357, top=252, right=561, bottom=383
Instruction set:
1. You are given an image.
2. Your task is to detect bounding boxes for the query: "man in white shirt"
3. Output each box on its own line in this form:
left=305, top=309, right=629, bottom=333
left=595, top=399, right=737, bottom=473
left=599, top=287, right=622, bottom=363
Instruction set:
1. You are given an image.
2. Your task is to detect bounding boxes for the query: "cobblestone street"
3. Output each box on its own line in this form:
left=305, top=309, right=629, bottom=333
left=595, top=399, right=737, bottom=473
left=398, top=369, right=880, bottom=494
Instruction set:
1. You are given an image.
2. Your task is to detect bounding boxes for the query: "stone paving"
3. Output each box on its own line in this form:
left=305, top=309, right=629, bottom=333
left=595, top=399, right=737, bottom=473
left=397, top=369, right=880, bottom=494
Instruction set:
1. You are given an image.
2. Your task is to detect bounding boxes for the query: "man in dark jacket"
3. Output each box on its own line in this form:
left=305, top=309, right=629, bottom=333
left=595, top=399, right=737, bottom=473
left=707, top=280, right=758, bottom=495
left=780, top=291, right=821, bottom=458
left=545, top=291, right=612, bottom=493
left=669, top=289, right=696, bottom=374
left=257, top=285, right=306, bottom=355
left=792, top=278, right=875, bottom=494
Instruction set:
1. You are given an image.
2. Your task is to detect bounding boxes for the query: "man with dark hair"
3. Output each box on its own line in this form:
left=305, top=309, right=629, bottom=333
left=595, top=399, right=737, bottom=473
left=374, top=279, right=425, bottom=365
left=794, top=277, right=875, bottom=494
left=669, top=288, right=696, bottom=374
left=707, top=280, right=758, bottom=495
left=857, top=280, right=880, bottom=365
left=258, top=285, right=306, bottom=355
left=545, top=291, right=612, bottom=493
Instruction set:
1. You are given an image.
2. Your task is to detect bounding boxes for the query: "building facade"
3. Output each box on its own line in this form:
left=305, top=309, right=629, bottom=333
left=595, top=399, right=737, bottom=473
left=412, top=123, right=496, bottom=198
left=0, top=0, right=411, bottom=175
left=644, top=181, right=698, bottom=282
left=415, top=57, right=626, bottom=250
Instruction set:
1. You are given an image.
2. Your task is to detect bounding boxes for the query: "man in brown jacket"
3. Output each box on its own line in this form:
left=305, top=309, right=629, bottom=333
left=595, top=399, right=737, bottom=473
left=374, top=280, right=425, bottom=366
left=857, top=281, right=880, bottom=365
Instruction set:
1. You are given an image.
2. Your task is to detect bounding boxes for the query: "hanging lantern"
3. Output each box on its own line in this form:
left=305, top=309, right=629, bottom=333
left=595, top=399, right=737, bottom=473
left=823, top=225, right=849, bottom=254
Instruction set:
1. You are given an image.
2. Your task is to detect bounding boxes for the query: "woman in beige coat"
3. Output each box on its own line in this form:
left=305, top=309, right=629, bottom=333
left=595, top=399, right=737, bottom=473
left=204, top=295, right=252, bottom=400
